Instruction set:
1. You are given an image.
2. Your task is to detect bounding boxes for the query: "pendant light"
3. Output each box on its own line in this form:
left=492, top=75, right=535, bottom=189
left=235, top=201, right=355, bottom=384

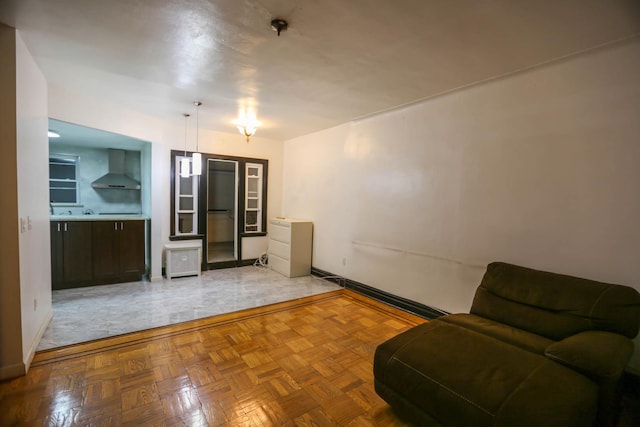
left=180, top=113, right=191, bottom=178
left=192, top=101, right=202, bottom=176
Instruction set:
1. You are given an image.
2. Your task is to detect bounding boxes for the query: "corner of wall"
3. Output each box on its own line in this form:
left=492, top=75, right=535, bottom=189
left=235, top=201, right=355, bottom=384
left=0, top=362, right=26, bottom=381
left=22, top=308, right=53, bottom=373
left=0, top=22, right=25, bottom=382
left=15, top=28, right=53, bottom=373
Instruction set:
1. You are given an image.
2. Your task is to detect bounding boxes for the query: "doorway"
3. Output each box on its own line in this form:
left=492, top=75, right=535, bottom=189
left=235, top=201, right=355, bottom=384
left=206, top=159, right=238, bottom=265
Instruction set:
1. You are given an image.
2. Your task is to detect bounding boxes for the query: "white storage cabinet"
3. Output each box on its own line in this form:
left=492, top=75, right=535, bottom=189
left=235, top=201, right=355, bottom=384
left=268, top=218, right=313, bottom=278
left=164, top=241, right=202, bottom=278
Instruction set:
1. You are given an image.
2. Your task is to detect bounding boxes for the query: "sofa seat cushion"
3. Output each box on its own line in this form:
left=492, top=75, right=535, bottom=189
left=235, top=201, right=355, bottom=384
left=439, top=313, right=554, bottom=354
left=374, top=320, right=598, bottom=427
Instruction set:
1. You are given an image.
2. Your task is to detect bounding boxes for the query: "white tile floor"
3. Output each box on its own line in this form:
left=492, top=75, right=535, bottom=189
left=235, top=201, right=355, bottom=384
left=37, top=265, right=342, bottom=351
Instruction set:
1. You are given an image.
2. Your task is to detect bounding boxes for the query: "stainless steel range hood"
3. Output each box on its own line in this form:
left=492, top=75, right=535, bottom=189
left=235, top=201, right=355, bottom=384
left=91, top=149, right=141, bottom=190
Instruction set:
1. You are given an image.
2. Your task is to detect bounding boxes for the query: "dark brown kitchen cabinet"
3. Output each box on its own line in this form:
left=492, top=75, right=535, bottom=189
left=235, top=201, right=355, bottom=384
left=92, top=220, right=145, bottom=284
left=50, top=221, right=93, bottom=289
left=51, top=219, right=146, bottom=289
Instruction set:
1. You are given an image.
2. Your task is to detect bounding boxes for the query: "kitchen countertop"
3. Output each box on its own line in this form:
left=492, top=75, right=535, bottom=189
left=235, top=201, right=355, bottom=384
left=50, top=215, right=149, bottom=221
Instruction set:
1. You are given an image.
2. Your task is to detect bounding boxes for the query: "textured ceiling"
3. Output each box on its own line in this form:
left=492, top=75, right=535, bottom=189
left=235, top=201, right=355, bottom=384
left=2, top=0, right=639, bottom=140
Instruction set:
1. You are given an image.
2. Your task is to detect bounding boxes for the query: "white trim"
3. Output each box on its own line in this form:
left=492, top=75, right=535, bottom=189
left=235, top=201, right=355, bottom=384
left=174, top=155, right=198, bottom=235
left=245, top=162, right=263, bottom=233
left=23, top=308, right=53, bottom=374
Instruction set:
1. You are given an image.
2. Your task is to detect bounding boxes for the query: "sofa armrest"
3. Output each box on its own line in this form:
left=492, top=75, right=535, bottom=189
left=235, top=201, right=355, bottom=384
left=544, top=331, right=633, bottom=382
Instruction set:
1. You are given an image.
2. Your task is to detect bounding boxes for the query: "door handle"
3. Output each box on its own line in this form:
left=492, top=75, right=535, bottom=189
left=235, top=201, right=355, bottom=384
left=57, top=223, right=61, bottom=232
left=120, top=222, right=124, bottom=230
left=114, top=222, right=118, bottom=230
left=64, top=223, right=68, bottom=232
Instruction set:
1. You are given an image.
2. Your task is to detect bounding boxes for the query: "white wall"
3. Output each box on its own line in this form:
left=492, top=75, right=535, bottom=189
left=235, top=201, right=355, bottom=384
left=0, top=27, right=52, bottom=379
left=283, top=38, right=640, bottom=371
left=0, top=24, right=23, bottom=380
left=48, top=86, right=284, bottom=281
left=16, top=32, right=52, bottom=370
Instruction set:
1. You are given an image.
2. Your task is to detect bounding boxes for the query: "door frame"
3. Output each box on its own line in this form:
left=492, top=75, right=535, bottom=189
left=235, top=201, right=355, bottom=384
left=169, top=150, right=268, bottom=272
left=206, top=158, right=239, bottom=268
left=199, top=153, right=268, bottom=270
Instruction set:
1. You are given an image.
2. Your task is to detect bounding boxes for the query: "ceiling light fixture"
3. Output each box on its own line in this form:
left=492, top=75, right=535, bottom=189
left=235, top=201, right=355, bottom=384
left=48, top=130, right=60, bottom=138
left=271, top=19, right=288, bottom=36
left=233, top=109, right=261, bottom=143
left=180, top=113, right=191, bottom=178
left=192, top=101, right=202, bottom=176
left=239, top=124, right=257, bottom=143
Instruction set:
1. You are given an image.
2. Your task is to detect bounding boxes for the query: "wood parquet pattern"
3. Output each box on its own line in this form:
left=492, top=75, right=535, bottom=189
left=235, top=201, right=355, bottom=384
left=0, top=289, right=426, bottom=426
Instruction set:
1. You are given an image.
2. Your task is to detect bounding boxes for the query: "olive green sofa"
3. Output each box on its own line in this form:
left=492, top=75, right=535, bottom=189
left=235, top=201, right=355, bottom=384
left=374, top=262, right=640, bottom=427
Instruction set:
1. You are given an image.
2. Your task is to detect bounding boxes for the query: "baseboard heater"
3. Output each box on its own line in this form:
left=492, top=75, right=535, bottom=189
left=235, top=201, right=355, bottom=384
left=310, top=267, right=448, bottom=320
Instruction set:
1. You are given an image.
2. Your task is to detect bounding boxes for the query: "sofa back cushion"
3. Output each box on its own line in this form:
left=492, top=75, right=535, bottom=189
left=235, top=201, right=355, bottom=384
left=470, top=262, right=640, bottom=340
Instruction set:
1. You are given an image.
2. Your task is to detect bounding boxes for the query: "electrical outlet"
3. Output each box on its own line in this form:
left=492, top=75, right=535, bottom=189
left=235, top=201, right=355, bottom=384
left=20, top=217, right=26, bottom=233
left=33, top=298, right=37, bottom=311
left=342, top=257, right=347, bottom=266
left=27, top=216, right=32, bottom=230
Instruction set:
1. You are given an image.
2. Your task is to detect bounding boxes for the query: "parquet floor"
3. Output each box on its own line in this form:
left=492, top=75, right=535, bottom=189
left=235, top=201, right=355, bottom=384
left=0, top=290, right=426, bottom=426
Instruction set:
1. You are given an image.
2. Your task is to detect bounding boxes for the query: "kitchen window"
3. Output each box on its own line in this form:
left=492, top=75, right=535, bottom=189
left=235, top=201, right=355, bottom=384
left=49, top=155, right=79, bottom=204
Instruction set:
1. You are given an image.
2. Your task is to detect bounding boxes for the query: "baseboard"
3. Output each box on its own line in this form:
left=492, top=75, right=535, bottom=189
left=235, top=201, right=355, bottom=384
left=23, top=308, right=54, bottom=374
left=311, top=267, right=448, bottom=320
left=0, top=361, right=25, bottom=381
left=207, top=261, right=239, bottom=270
left=149, top=274, right=164, bottom=282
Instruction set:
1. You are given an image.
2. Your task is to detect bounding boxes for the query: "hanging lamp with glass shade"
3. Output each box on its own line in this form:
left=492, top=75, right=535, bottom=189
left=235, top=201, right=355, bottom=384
left=192, top=101, right=202, bottom=176
left=180, top=113, right=191, bottom=178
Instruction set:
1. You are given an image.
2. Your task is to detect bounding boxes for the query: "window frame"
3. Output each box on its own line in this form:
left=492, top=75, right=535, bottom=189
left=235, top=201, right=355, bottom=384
left=173, top=155, right=199, bottom=236
left=49, top=154, right=80, bottom=205
left=244, top=162, right=263, bottom=233
left=169, top=150, right=268, bottom=244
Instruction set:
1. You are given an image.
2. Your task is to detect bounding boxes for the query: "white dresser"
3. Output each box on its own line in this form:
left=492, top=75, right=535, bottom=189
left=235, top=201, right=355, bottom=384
left=268, top=218, right=313, bottom=278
